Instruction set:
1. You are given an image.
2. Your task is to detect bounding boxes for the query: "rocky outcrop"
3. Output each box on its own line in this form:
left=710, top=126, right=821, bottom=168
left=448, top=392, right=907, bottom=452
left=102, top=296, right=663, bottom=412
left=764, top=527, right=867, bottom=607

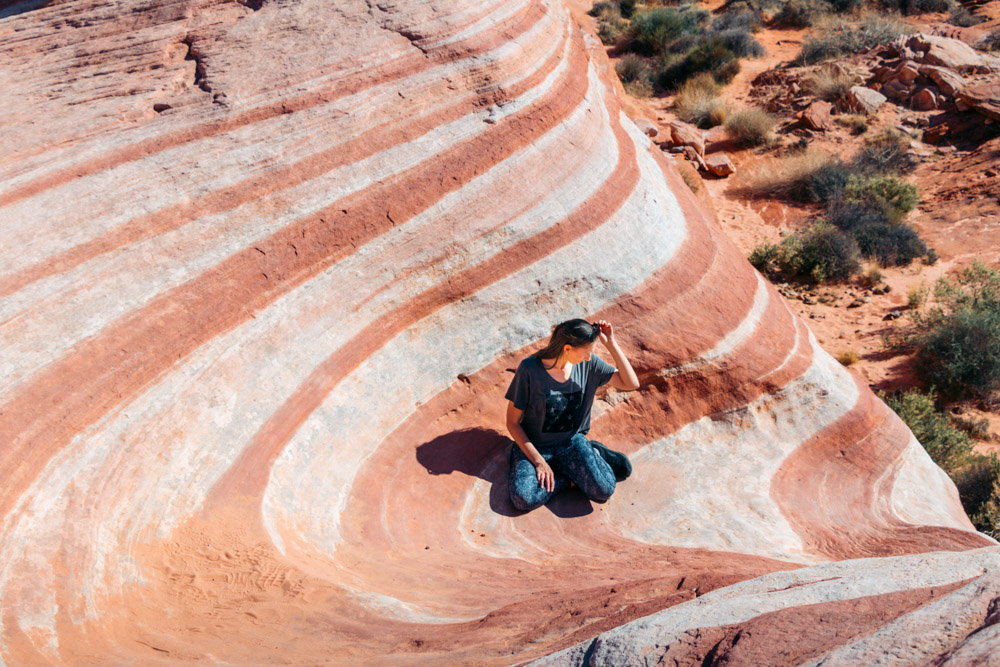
left=961, top=82, right=1000, bottom=122
left=888, top=33, right=1000, bottom=73
left=0, top=0, right=993, bottom=664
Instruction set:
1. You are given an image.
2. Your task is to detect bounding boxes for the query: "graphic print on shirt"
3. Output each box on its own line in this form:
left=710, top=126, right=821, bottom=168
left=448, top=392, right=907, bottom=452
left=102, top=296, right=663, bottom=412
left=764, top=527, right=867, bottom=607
left=542, top=389, right=582, bottom=433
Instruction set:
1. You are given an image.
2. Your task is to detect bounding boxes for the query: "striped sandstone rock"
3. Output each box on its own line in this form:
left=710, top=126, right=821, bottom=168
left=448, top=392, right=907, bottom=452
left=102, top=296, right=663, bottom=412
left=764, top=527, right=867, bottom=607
left=0, top=0, right=995, bottom=663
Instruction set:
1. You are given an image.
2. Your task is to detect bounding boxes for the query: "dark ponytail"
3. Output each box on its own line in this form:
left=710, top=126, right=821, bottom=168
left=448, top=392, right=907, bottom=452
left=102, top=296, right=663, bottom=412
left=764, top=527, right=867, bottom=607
left=533, top=319, right=599, bottom=360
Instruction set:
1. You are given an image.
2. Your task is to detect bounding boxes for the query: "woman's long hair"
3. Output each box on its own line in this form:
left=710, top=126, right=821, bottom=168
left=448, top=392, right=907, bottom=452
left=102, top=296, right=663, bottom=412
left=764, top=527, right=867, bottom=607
left=533, top=319, right=599, bottom=361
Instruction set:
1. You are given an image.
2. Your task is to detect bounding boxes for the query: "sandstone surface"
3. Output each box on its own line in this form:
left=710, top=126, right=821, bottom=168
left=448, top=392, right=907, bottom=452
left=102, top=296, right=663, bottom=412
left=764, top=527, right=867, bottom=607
left=0, top=0, right=995, bottom=664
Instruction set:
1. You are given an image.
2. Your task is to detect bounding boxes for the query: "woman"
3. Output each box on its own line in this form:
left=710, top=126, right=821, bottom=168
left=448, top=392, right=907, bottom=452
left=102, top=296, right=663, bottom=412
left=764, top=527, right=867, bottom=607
left=504, top=318, right=640, bottom=511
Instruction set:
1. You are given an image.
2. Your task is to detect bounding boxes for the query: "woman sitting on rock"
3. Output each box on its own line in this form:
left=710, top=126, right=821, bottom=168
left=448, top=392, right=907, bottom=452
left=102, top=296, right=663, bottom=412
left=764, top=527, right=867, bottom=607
left=504, top=318, right=640, bottom=511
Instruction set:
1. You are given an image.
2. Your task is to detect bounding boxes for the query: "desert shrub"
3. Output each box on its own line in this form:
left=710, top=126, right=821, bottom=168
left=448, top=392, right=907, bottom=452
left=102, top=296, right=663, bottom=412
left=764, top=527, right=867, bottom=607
left=725, top=107, right=776, bottom=148
left=749, top=242, right=780, bottom=274
left=836, top=349, right=860, bottom=365
left=657, top=36, right=740, bottom=88
left=853, top=129, right=916, bottom=175
left=804, top=65, right=856, bottom=102
left=909, top=281, right=929, bottom=308
left=843, top=174, right=919, bottom=222
left=825, top=0, right=866, bottom=12
left=912, top=264, right=1000, bottom=398
left=616, top=54, right=651, bottom=83
left=959, top=457, right=1000, bottom=537
left=793, top=160, right=852, bottom=203
left=884, top=389, right=975, bottom=471
left=798, top=15, right=911, bottom=64
left=713, top=27, right=766, bottom=57
left=675, top=73, right=729, bottom=127
left=776, top=0, right=827, bottom=27
left=589, top=1, right=616, bottom=16
left=619, top=0, right=636, bottom=17
left=835, top=113, right=869, bottom=133
left=852, top=222, right=928, bottom=266
left=712, top=7, right=763, bottom=32
left=954, top=415, right=991, bottom=440
left=623, top=7, right=704, bottom=55
left=949, top=5, right=983, bottom=26
left=980, top=29, right=1000, bottom=52
left=858, top=264, right=884, bottom=288
left=779, top=223, right=861, bottom=282
left=916, top=307, right=1000, bottom=399
left=826, top=200, right=890, bottom=231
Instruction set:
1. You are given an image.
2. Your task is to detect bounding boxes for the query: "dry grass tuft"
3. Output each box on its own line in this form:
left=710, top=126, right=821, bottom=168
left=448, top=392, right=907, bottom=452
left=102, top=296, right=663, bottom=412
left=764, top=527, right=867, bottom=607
left=674, top=73, right=729, bottom=128
left=836, top=349, right=860, bottom=366
left=804, top=65, right=856, bottom=102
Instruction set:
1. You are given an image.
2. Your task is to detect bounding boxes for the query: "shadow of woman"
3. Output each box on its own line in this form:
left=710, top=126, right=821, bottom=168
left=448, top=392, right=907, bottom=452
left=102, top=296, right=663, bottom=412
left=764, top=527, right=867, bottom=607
left=415, top=428, right=594, bottom=518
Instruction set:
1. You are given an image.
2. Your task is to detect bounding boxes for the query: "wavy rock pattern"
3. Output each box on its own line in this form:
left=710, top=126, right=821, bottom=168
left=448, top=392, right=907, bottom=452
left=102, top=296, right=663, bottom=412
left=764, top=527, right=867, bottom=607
left=0, top=0, right=994, bottom=663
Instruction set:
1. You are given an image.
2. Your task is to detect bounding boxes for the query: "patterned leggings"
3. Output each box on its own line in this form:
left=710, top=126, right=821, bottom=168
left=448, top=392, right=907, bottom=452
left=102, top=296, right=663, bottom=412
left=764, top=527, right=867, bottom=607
left=508, top=433, right=616, bottom=511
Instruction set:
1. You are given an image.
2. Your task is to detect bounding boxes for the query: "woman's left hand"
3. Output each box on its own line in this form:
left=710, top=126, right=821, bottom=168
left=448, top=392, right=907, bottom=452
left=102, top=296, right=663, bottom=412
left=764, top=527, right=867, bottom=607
left=595, top=319, right=615, bottom=346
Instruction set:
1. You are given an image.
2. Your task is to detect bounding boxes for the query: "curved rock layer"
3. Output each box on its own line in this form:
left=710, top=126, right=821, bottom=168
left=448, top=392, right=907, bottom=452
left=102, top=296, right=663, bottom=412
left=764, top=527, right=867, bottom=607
left=0, top=0, right=992, bottom=663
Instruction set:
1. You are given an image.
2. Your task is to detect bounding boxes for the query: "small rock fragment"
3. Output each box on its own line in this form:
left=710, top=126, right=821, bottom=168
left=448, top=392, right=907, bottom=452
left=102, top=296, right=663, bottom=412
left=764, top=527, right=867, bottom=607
left=705, top=153, right=736, bottom=177
left=669, top=120, right=705, bottom=156
left=800, top=100, right=832, bottom=131
left=846, top=86, right=887, bottom=115
left=634, top=117, right=658, bottom=138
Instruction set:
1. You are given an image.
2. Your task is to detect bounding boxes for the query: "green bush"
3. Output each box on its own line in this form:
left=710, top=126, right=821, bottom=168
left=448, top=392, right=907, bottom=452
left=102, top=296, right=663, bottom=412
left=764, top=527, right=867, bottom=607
left=779, top=223, right=861, bottom=282
left=623, top=8, right=704, bottom=55
left=657, top=36, right=740, bottom=88
left=844, top=174, right=919, bottom=223
left=712, top=7, right=763, bottom=32
left=792, top=160, right=852, bottom=203
left=798, top=15, right=911, bottom=64
left=615, top=54, right=651, bottom=83
left=714, top=27, right=765, bottom=57
left=916, top=307, right=1000, bottom=399
left=724, top=107, right=776, bottom=148
left=954, top=455, right=1000, bottom=537
left=912, top=264, right=1000, bottom=399
left=749, top=242, right=780, bottom=274
left=852, top=222, right=928, bottom=266
left=826, top=200, right=890, bottom=231
left=883, top=389, right=975, bottom=471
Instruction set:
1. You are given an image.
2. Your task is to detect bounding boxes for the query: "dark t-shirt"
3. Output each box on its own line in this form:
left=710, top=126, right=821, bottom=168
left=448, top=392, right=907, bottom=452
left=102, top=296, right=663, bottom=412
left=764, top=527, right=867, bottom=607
left=505, top=355, right=617, bottom=448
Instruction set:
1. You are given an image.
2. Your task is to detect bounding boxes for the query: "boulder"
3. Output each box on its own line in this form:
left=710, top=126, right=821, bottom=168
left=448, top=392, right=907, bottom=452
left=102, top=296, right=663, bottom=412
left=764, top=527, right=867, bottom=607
left=911, top=87, right=939, bottom=111
left=800, top=100, right=832, bottom=130
left=902, top=33, right=1000, bottom=73
left=959, top=82, right=1000, bottom=122
left=669, top=120, right=705, bottom=155
left=881, top=78, right=912, bottom=102
left=918, top=65, right=966, bottom=97
left=846, top=86, right=887, bottom=114
left=705, top=152, right=736, bottom=177
left=634, top=117, right=658, bottom=138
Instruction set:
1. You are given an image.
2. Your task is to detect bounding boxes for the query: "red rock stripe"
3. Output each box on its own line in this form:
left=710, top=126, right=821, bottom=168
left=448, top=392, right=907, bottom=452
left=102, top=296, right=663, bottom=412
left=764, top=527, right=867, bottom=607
left=0, top=1, right=543, bottom=211
left=206, top=58, right=635, bottom=506
left=640, top=580, right=969, bottom=666
left=771, top=373, right=992, bottom=560
left=0, top=10, right=564, bottom=302
left=0, top=22, right=588, bottom=520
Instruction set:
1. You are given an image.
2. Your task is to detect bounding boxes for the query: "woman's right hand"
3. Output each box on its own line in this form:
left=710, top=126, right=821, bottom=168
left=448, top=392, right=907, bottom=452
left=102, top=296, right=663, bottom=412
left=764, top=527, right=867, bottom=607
left=534, top=459, right=555, bottom=492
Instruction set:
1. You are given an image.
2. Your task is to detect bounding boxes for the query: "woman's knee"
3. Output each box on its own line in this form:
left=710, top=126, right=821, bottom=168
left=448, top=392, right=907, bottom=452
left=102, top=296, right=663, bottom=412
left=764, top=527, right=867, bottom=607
left=509, top=485, right=547, bottom=511
left=589, top=476, right=615, bottom=503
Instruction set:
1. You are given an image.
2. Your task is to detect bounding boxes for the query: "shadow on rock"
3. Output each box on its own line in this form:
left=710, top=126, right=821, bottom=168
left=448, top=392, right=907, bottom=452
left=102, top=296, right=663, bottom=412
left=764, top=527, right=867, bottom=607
left=415, top=428, right=594, bottom=519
